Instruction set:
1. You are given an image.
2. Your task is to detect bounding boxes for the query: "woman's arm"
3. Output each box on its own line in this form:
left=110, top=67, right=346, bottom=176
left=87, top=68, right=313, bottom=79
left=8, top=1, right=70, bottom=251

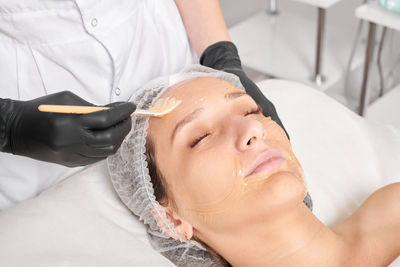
left=174, top=0, right=231, bottom=57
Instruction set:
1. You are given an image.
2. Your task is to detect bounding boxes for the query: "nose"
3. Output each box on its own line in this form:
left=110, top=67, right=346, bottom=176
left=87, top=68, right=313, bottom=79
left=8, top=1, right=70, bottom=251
left=233, top=117, right=265, bottom=151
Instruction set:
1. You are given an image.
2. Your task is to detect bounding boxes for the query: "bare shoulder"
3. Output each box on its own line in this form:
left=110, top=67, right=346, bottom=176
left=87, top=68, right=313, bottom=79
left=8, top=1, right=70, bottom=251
left=360, top=182, right=400, bottom=221
left=336, top=182, right=400, bottom=265
left=357, top=182, right=400, bottom=238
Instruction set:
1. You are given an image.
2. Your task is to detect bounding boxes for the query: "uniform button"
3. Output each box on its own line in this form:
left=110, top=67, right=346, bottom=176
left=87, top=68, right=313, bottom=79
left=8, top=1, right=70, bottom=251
left=91, top=18, right=98, bottom=27
left=115, top=88, right=121, bottom=96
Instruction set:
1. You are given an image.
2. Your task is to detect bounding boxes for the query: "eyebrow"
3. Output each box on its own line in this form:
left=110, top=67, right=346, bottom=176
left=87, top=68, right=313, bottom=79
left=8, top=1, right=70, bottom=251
left=170, top=91, right=248, bottom=143
left=171, top=108, right=204, bottom=143
left=224, top=91, right=247, bottom=100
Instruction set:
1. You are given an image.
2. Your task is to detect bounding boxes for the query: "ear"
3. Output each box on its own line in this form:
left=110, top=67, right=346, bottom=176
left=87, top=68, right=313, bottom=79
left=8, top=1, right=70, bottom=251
left=152, top=205, right=193, bottom=240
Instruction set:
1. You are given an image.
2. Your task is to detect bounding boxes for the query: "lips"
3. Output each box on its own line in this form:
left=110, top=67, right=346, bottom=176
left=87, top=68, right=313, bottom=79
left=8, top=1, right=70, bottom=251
left=244, top=150, right=285, bottom=179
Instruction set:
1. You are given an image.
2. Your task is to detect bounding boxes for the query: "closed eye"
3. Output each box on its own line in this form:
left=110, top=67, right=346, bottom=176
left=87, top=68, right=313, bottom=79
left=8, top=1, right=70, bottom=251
left=244, top=104, right=262, bottom=116
left=190, top=132, right=211, bottom=148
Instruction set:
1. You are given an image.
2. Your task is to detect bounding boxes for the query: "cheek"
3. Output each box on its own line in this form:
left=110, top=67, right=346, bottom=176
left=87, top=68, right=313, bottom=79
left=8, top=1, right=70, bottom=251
left=168, top=146, right=241, bottom=216
left=263, top=119, right=291, bottom=151
left=263, top=119, right=304, bottom=179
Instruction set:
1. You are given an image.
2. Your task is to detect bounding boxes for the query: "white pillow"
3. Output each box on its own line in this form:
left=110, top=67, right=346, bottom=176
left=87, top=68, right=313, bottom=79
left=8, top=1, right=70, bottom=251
left=0, top=161, right=174, bottom=267
left=0, top=79, right=399, bottom=266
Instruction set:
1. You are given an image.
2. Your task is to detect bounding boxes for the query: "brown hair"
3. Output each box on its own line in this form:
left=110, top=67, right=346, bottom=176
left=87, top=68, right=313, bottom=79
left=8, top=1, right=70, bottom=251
left=145, top=138, right=172, bottom=207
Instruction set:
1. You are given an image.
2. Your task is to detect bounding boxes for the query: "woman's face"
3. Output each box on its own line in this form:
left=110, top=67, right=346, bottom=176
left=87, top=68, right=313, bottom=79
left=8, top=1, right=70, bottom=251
left=148, top=77, right=306, bottom=241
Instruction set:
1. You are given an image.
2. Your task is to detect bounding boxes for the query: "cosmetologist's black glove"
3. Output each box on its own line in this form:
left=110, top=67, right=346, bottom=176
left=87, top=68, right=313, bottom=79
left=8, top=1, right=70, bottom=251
left=0, top=91, right=135, bottom=167
left=200, top=41, right=289, bottom=139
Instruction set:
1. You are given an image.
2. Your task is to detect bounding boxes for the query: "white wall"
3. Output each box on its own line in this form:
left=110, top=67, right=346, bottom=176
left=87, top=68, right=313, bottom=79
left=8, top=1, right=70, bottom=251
left=220, top=0, right=266, bottom=27
left=220, top=0, right=361, bottom=28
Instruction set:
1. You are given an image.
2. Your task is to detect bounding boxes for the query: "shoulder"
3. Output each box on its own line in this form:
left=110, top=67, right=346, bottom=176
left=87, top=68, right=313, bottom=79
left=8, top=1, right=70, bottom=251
left=337, top=183, right=400, bottom=265
left=359, top=182, right=400, bottom=224
left=358, top=183, right=400, bottom=242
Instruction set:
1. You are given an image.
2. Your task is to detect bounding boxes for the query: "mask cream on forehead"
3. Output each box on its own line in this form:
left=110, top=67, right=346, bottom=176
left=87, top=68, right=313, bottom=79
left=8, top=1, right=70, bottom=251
left=148, top=77, right=306, bottom=231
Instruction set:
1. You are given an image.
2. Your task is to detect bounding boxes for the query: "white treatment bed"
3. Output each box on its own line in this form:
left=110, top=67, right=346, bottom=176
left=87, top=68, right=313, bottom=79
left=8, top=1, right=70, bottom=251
left=0, top=79, right=399, bottom=266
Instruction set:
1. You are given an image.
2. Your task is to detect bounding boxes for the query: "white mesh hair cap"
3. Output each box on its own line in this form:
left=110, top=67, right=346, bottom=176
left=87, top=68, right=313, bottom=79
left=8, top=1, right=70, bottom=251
left=107, top=65, right=244, bottom=267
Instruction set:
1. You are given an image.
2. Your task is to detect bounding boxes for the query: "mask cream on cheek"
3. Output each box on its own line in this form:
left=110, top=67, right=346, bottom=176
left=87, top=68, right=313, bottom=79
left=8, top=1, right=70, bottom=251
left=179, top=156, right=245, bottom=223
left=180, top=148, right=304, bottom=226
left=180, top=154, right=286, bottom=223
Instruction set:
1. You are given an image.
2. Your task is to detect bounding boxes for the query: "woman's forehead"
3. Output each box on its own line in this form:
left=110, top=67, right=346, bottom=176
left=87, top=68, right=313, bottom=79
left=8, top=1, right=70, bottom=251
left=161, top=77, right=243, bottom=100
left=148, top=77, right=244, bottom=138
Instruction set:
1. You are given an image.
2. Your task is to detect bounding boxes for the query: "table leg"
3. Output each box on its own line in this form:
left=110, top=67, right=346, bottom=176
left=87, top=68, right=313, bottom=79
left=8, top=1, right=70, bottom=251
left=267, top=0, right=279, bottom=15
left=313, top=8, right=326, bottom=86
left=359, top=22, right=376, bottom=116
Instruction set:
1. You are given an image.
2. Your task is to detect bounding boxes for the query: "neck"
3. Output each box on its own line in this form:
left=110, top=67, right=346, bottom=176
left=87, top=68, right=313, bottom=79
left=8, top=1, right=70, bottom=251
left=203, top=204, right=350, bottom=266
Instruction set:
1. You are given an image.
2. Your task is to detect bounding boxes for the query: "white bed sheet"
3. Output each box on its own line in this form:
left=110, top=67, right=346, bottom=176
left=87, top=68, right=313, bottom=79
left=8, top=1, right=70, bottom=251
left=0, top=79, right=399, bottom=266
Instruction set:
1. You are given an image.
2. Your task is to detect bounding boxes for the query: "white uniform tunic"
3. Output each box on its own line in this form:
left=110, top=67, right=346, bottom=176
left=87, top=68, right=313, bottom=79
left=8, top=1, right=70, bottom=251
left=0, top=0, right=195, bottom=210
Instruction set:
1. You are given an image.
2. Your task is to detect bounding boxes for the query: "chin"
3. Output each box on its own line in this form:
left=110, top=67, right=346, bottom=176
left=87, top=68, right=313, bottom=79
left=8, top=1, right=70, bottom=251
left=253, top=171, right=307, bottom=213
